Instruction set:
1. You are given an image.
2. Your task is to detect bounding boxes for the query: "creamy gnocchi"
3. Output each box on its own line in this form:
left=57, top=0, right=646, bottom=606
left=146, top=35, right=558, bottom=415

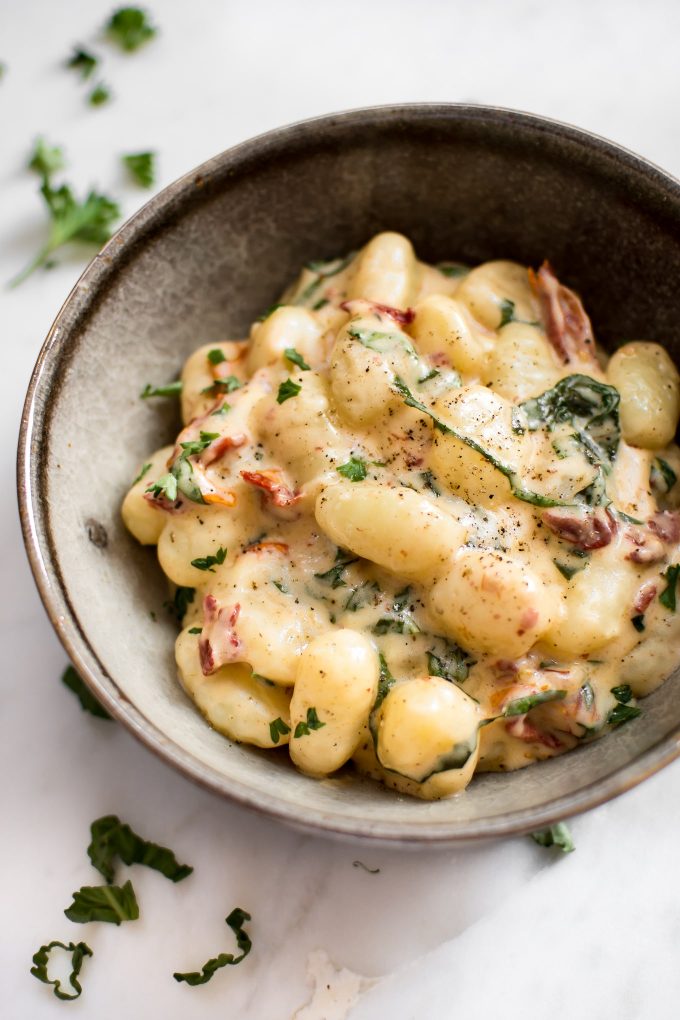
left=123, top=232, right=680, bottom=800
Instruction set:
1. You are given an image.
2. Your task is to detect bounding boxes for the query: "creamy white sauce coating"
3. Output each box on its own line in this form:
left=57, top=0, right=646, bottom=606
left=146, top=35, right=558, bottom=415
left=122, top=232, right=680, bottom=800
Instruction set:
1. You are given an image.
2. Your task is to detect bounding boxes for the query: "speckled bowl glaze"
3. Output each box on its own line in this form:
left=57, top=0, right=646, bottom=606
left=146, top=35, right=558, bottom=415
left=18, top=105, right=680, bottom=846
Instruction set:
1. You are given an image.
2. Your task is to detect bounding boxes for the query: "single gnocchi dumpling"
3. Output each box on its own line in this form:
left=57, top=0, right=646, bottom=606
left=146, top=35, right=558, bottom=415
left=123, top=235, right=680, bottom=801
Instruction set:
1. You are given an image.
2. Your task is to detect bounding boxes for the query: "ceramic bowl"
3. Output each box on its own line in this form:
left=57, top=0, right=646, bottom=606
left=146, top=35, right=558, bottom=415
left=18, top=104, right=680, bottom=846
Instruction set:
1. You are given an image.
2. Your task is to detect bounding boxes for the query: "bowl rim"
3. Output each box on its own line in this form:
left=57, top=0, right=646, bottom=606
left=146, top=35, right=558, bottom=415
left=17, top=101, right=680, bottom=846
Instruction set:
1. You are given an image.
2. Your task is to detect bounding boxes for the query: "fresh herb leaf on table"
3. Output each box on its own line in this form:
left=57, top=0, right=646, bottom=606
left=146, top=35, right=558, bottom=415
left=61, top=665, right=111, bottom=719
left=123, top=151, right=156, bottom=188
left=67, top=47, right=99, bottom=79
left=88, top=81, right=111, bottom=105
left=105, top=7, right=157, bottom=51
left=64, top=879, right=139, bottom=924
left=531, top=822, right=574, bottom=853
left=140, top=380, right=182, bottom=398
left=174, top=908, right=252, bottom=985
left=30, top=940, right=93, bottom=1000
left=88, top=814, right=193, bottom=884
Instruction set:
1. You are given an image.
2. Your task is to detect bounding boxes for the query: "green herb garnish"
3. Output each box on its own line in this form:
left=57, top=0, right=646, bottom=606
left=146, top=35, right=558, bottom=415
left=61, top=666, right=111, bottom=719
left=30, top=940, right=93, bottom=1000
left=284, top=347, right=311, bottom=371
left=348, top=325, right=417, bottom=359
left=146, top=473, right=177, bottom=501
left=427, top=644, right=470, bottom=684
left=650, top=457, right=677, bottom=495
left=173, top=908, right=252, bottom=985
left=140, top=380, right=182, bottom=398
left=420, top=470, right=441, bottom=495
left=608, top=684, right=641, bottom=727
left=272, top=579, right=289, bottom=594
left=504, top=690, right=566, bottom=716
left=531, top=822, right=574, bottom=853
left=660, top=564, right=680, bottom=611
left=131, top=462, right=152, bottom=485
left=257, top=303, right=283, bottom=322
left=294, top=707, right=325, bottom=738
left=190, top=546, right=227, bottom=572
left=201, top=375, right=242, bottom=396
left=179, top=431, right=219, bottom=456
left=337, top=457, right=368, bottom=482
left=437, top=262, right=469, bottom=278
left=188, top=626, right=202, bottom=634
left=28, top=138, right=66, bottom=179
left=88, top=814, right=193, bottom=884
left=276, top=378, right=301, bottom=404
left=123, top=151, right=155, bottom=187
left=314, top=554, right=358, bottom=589
left=88, top=82, right=111, bottom=105
left=64, top=879, right=139, bottom=925
left=631, top=614, right=646, bottom=632
left=269, top=718, right=291, bottom=744
left=106, top=7, right=157, bottom=51
left=207, top=348, right=227, bottom=365
left=164, top=586, right=195, bottom=621
left=373, top=653, right=397, bottom=714
left=67, top=47, right=99, bottom=79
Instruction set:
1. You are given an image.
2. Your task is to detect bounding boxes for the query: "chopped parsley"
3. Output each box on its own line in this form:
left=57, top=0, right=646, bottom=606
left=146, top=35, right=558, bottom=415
left=284, top=347, right=311, bottom=371
left=420, top=470, right=441, bottom=495
left=276, top=378, right=301, bottom=404
left=294, top=707, right=325, bottom=738
left=30, top=940, right=93, bottom=1001
left=28, top=138, right=66, bottom=179
left=64, top=879, right=139, bottom=925
left=314, top=554, right=358, bottom=589
left=608, top=684, right=641, bottom=727
left=427, top=644, right=470, bottom=684
left=553, top=559, right=586, bottom=580
left=498, top=299, right=516, bottom=328
left=88, top=814, right=193, bottom=884
left=190, top=546, right=227, bottom=572
left=62, top=666, right=111, bottom=719
left=146, top=472, right=177, bottom=502
left=173, top=908, right=252, bottom=985
left=660, top=564, right=680, bottom=611
left=140, top=380, right=182, bottom=398
left=202, top=375, right=242, bottom=396
left=207, top=348, right=227, bottom=365
left=88, top=82, right=111, bottom=106
left=179, top=431, right=219, bottom=456
left=123, top=151, right=155, bottom=188
left=631, top=614, right=646, bottom=632
left=164, top=586, right=195, bottom=621
left=372, top=588, right=420, bottom=636
left=269, top=717, right=291, bottom=744
left=67, top=47, right=99, bottom=79
left=372, top=653, right=397, bottom=715
left=531, top=822, right=574, bottom=853
left=504, top=690, right=566, bottom=716
left=105, top=7, right=157, bottom=51
left=188, top=626, right=202, bottom=635
left=272, top=579, right=289, bottom=593
left=337, top=457, right=368, bottom=482
left=257, top=303, right=283, bottom=322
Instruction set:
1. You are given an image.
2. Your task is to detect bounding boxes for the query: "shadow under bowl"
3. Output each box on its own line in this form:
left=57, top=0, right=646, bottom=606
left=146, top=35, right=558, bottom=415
left=18, top=103, right=680, bottom=846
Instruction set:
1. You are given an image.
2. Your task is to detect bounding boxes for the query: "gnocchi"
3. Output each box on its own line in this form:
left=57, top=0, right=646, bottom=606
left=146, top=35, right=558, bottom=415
left=123, top=234, right=680, bottom=800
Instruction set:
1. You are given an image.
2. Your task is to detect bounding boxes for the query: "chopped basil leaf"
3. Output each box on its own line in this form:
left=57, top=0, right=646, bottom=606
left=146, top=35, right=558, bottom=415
left=269, top=717, right=291, bottom=744
left=294, top=707, right=325, bottom=738
left=344, top=580, right=380, bottom=611
left=393, top=376, right=564, bottom=507
left=337, top=457, right=368, bottom=482
left=348, top=325, right=417, bottom=359
left=314, top=556, right=358, bottom=589
left=62, top=666, right=111, bottom=719
left=418, top=367, right=440, bottom=384
left=30, top=940, right=93, bottom=1000
left=352, top=860, right=380, bottom=874
left=531, top=822, right=574, bottom=853
left=650, top=457, right=677, bottom=495
left=608, top=703, right=641, bottom=726
left=67, top=47, right=98, bottom=79
left=272, top=579, right=289, bottom=594
left=427, top=645, right=470, bottom=684
left=88, top=82, right=111, bottom=106
left=140, top=380, right=182, bottom=398
left=88, top=815, right=193, bottom=884
left=553, top=559, right=586, bottom=580
left=64, top=879, right=139, bottom=925
left=132, top=461, right=152, bottom=485
left=188, top=626, right=202, bottom=635
left=123, top=151, right=155, bottom=188
left=164, top=586, right=195, bottom=621
left=146, top=472, right=178, bottom=502
left=611, top=684, right=633, bottom=703
left=284, top=347, right=311, bottom=371
left=373, top=653, right=396, bottom=716
left=660, top=564, right=680, bottom=611
left=276, top=378, right=301, bottom=404
left=201, top=375, right=242, bottom=396
left=504, top=690, right=566, bottom=716
left=498, top=298, right=516, bottom=328
left=631, top=614, right=646, bottom=632
left=212, top=403, right=232, bottom=416
left=372, top=588, right=420, bottom=636
left=191, top=546, right=227, bottom=572
left=313, top=297, right=329, bottom=311
left=173, top=908, right=252, bottom=985
left=421, top=470, right=441, bottom=495
left=207, top=348, right=227, bottom=365
left=516, top=374, right=620, bottom=470
left=106, top=7, right=157, bottom=51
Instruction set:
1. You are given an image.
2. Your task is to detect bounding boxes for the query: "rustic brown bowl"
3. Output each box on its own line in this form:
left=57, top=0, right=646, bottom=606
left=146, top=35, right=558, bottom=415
left=18, top=104, right=680, bottom=846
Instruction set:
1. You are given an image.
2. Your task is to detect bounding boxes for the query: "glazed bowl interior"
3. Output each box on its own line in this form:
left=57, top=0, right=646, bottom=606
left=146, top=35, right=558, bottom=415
left=20, top=104, right=680, bottom=845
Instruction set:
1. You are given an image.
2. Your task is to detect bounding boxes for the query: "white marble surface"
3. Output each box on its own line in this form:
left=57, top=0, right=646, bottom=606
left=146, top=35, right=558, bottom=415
left=3, top=1, right=680, bottom=1017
